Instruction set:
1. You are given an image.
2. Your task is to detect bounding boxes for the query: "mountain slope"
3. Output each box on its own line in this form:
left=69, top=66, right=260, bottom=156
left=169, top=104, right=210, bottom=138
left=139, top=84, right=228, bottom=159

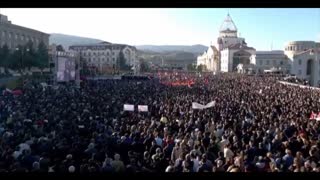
left=49, top=33, right=105, bottom=49
left=136, top=44, right=208, bottom=55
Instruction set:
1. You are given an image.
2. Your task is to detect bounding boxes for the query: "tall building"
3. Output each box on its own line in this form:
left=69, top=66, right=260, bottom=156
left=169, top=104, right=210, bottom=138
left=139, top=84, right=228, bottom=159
left=0, top=14, right=49, bottom=50
left=197, top=14, right=256, bottom=73
left=284, top=41, right=320, bottom=85
left=69, top=42, right=139, bottom=74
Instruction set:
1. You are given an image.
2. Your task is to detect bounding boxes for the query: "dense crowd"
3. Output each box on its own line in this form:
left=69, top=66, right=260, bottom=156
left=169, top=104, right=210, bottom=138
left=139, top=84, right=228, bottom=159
left=0, top=73, right=320, bottom=173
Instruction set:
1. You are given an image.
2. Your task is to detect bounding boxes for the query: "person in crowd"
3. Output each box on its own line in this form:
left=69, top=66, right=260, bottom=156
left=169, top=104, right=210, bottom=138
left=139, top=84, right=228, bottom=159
left=0, top=72, right=319, bottom=172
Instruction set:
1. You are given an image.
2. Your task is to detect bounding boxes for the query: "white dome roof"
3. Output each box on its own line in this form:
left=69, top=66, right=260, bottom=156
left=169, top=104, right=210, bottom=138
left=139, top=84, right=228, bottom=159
left=219, top=14, right=238, bottom=32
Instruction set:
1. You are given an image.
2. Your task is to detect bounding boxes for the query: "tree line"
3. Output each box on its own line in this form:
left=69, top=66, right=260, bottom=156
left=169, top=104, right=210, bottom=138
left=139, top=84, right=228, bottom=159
left=0, top=41, right=48, bottom=74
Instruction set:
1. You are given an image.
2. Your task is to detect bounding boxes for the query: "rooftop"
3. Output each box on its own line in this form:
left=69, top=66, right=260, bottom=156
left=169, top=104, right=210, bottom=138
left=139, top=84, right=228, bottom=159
left=219, top=13, right=238, bottom=33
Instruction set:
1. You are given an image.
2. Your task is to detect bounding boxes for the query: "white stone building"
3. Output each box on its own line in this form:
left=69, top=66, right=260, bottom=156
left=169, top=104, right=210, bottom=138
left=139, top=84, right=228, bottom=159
left=250, top=51, right=289, bottom=74
left=283, top=41, right=320, bottom=85
left=69, top=42, right=139, bottom=74
left=197, top=14, right=256, bottom=73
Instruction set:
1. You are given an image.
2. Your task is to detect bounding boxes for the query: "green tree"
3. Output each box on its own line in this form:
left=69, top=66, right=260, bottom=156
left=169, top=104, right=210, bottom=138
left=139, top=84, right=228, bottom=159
left=8, top=45, right=22, bottom=71
left=197, top=64, right=207, bottom=72
left=35, top=41, right=49, bottom=73
left=140, top=59, right=150, bottom=72
left=24, top=41, right=37, bottom=70
left=56, top=45, right=65, bottom=52
left=187, top=64, right=196, bottom=71
left=0, top=44, right=10, bottom=73
left=117, top=51, right=127, bottom=71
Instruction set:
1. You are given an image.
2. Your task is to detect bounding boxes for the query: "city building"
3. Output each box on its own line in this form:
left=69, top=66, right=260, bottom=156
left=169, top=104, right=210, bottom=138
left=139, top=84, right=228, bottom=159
left=0, top=14, right=49, bottom=50
left=284, top=41, right=320, bottom=85
left=69, top=42, right=139, bottom=74
left=250, top=51, right=289, bottom=74
left=197, top=14, right=256, bottom=73
left=197, top=14, right=320, bottom=86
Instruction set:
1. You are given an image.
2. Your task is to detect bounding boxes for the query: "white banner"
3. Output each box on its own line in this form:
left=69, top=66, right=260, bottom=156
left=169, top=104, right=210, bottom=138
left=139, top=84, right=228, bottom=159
left=205, top=101, right=216, bottom=108
left=124, top=104, right=134, bottom=111
left=192, top=102, right=206, bottom=110
left=193, top=101, right=216, bottom=110
left=138, top=105, right=148, bottom=112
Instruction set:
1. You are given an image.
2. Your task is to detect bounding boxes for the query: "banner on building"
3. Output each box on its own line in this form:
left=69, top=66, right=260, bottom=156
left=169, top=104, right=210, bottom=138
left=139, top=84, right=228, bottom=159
left=124, top=104, right=134, bottom=111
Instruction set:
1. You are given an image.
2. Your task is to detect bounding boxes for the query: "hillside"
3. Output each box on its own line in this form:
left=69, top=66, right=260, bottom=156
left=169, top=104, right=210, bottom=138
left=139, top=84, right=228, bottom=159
left=49, top=33, right=104, bottom=49
left=136, top=44, right=208, bottom=55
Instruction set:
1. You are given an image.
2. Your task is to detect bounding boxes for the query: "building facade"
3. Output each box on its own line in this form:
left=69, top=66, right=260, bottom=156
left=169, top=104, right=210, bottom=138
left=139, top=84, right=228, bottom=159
left=197, top=14, right=256, bottom=73
left=250, top=51, right=289, bottom=73
left=284, top=41, right=320, bottom=85
left=0, top=14, right=49, bottom=50
left=69, top=42, right=139, bottom=74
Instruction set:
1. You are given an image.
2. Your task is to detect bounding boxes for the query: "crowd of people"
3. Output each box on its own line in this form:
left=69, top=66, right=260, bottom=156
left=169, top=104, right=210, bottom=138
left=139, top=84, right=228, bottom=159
left=0, top=72, right=320, bottom=173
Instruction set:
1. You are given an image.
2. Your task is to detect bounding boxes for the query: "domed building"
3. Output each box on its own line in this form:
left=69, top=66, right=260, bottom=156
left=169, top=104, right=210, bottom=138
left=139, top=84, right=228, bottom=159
left=197, top=14, right=256, bottom=73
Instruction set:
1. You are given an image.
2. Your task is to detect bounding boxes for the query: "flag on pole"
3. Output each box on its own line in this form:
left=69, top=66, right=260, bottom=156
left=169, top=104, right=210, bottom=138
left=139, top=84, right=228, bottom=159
left=138, top=105, right=148, bottom=112
left=124, top=104, right=134, bottom=111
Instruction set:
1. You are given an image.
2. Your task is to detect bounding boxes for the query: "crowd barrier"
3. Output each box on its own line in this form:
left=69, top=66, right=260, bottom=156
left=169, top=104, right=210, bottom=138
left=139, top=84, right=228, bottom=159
left=278, top=81, right=320, bottom=91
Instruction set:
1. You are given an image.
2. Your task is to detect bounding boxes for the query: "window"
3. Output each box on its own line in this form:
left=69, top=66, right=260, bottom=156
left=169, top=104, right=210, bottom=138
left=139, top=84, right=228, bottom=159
left=113, top=58, right=115, bottom=62
left=273, top=60, right=276, bottom=65
left=298, top=69, right=302, bottom=75
left=93, top=52, right=96, bottom=56
left=298, top=59, right=302, bottom=65
left=112, top=52, right=115, bottom=55
left=266, top=60, right=270, bottom=65
left=280, top=61, right=283, bottom=65
left=107, top=52, right=109, bottom=56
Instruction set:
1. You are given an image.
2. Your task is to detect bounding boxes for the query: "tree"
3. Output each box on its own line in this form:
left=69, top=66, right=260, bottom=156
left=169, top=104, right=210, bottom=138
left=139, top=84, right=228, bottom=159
left=0, top=44, right=10, bottom=73
left=35, top=41, right=49, bottom=72
left=117, top=51, right=128, bottom=71
left=140, top=59, right=150, bottom=72
left=24, top=41, right=37, bottom=70
left=197, top=64, right=207, bottom=72
left=187, top=64, right=197, bottom=71
left=8, top=45, right=22, bottom=71
left=56, top=45, right=65, bottom=52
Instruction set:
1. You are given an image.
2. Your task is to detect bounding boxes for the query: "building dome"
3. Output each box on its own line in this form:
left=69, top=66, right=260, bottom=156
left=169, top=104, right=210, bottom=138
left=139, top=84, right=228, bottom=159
left=219, top=13, right=238, bottom=33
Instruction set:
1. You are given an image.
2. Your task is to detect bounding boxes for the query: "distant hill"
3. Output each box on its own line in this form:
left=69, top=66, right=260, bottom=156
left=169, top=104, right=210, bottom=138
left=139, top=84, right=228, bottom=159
left=49, top=33, right=104, bottom=49
left=136, top=44, right=208, bottom=55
